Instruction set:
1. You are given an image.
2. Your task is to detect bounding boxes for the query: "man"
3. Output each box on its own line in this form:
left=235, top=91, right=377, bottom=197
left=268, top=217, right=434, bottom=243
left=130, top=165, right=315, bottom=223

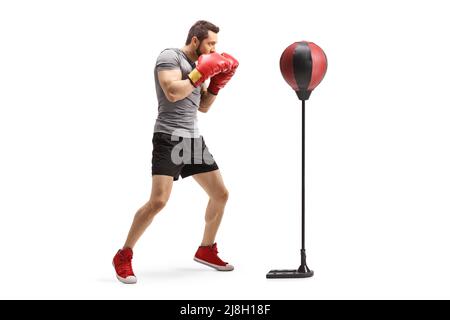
left=112, top=20, right=239, bottom=284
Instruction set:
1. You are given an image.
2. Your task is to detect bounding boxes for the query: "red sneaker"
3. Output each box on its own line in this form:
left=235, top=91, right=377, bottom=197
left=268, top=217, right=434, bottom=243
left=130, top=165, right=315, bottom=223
left=194, top=243, right=234, bottom=271
left=112, top=248, right=137, bottom=284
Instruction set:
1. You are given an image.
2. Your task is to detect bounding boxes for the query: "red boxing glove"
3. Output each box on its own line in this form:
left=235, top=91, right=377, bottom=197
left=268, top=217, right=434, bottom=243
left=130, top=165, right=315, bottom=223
left=207, top=53, right=239, bottom=95
left=188, top=53, right=231, bottom=87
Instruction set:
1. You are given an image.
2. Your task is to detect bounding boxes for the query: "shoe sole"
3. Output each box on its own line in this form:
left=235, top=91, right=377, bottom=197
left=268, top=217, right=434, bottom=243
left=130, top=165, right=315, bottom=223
left=112, top=262, right=137, bottom=284
left=194, top=257, right=234, bottom=271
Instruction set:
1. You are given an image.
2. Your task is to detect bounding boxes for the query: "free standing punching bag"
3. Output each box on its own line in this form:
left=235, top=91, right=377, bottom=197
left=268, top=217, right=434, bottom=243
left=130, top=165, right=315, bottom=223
left=267, top=41, right=327, bottom=279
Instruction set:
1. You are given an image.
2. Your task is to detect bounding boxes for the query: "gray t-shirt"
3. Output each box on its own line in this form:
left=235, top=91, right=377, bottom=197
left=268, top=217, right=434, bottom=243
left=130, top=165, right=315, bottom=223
left=153, top=48, right=201, bottom=138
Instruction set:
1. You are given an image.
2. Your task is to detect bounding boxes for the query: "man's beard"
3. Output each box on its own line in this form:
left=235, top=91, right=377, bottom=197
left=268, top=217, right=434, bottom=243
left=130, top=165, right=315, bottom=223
left=195, top=42, right=203, bottom=58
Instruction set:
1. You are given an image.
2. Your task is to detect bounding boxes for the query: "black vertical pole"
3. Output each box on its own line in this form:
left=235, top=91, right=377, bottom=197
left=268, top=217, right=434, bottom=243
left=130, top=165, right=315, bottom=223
left=298, top=99, right=313, bottom=276
left=266, top=98, right=313, bottom=278
left=302, top=99, right=306, bottom=251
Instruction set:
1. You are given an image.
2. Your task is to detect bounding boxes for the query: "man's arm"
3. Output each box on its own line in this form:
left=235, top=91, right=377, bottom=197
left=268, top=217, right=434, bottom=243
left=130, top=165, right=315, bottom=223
left=157, top=69, right=194, bottom=102
left=198, top=85, right=217, bottom=113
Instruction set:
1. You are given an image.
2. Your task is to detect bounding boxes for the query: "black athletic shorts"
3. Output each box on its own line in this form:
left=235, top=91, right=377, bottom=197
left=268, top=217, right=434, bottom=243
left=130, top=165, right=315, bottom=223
left=151, top=132, right=219, bottom=181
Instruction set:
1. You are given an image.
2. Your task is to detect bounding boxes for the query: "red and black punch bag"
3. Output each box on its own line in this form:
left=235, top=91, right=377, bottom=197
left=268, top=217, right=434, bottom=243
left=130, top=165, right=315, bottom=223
left=279, top=41, right=327, bottom=100
left=267, top=41, right=327, bottom=279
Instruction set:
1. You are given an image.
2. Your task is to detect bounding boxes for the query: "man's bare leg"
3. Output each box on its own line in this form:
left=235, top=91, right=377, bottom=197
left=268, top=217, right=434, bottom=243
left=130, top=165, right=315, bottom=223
left=193, top=170, right=229, bottom=246
left=123, top=175, right=173, bottom=249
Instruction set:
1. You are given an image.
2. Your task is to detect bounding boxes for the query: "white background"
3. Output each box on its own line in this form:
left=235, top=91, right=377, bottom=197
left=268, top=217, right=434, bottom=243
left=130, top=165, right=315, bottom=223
left=1, top=0, right=450, bottom=300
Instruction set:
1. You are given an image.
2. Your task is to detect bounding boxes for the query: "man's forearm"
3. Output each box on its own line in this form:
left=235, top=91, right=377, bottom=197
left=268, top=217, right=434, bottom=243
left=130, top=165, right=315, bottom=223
left=166, top=79, right=195, bottom=102
left=198, top=90, right=217, bottom=113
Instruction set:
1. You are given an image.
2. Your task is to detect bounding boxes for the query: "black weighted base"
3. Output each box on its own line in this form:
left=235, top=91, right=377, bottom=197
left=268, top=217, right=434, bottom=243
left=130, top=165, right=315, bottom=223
left=266, top=269, right=314, bottom=279
left=267, top=250, right=313, bottom=279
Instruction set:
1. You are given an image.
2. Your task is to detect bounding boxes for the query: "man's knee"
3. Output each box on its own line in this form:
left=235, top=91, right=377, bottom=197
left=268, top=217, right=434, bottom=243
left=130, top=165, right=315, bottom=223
left=139, top=196, right=168, bottom=220
left=212, top=188, right=229, bottom=203
left=150, top=197, right=168, bottom=212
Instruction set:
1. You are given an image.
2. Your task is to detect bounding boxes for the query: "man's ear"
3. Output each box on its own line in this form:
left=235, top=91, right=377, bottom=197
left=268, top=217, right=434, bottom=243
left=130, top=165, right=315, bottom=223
left=192, top=36, right=199, bottom=46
